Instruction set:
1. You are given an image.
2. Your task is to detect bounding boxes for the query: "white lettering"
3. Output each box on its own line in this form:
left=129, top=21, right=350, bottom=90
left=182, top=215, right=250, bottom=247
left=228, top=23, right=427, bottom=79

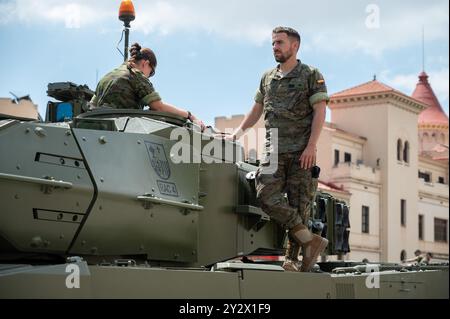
left=65, top=264, right=80, bottom=289
left=365, top=4, right=380, bottom=29
left=365, top=264, right=380, bottom=289
left=179, top=303, right=214, bottom=317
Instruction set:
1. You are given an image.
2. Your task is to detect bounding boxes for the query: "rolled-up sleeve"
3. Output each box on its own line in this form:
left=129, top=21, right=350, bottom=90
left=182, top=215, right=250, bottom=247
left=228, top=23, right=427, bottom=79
left=132, top=71, right=162, bottom=106
left=141, top=91, right=162, bottom=105
left=90, top=94, right=98, bottom=106
left=254, top=73, right=266, bottom=104
left=309, top=69, right=329, bottom=106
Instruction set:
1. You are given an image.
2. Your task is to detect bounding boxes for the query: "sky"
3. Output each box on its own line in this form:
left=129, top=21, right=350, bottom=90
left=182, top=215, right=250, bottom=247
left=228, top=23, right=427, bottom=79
left=0, top=0, right=448, bottom=126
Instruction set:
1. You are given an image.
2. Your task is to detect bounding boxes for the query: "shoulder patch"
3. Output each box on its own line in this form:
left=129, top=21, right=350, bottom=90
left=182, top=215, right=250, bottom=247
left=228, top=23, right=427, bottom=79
left=317, top=79, right=325, bottom=84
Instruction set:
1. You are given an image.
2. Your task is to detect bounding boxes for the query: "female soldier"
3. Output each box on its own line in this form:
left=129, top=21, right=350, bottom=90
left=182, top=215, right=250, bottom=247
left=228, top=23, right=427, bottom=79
left=91, top=43, right=205, bottom=130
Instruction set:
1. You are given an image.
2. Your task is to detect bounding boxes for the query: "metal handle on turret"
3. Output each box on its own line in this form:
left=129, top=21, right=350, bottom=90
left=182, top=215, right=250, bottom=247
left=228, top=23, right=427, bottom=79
left=0, top=173, right=73, bottom=189
left=137, top=194, right=204, bottom=211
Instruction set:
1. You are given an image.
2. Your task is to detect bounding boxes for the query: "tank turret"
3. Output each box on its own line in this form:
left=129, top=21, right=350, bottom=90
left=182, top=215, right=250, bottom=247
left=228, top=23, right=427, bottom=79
left=0, top=103, right=350, bottom=267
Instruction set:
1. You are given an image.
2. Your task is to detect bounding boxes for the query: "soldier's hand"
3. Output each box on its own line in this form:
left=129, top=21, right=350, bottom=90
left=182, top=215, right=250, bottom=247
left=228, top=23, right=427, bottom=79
left=299, top=145, right=316, bottom=170
left=223, top=134, right=237, bottom=141
left=212, top=133, right=234, bottom=140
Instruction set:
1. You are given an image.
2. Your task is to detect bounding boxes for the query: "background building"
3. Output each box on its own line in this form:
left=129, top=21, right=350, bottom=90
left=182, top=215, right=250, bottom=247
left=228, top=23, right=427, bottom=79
left=0, top=95, right=40, bottom=121
left=215, top=71, right=449, bottom=263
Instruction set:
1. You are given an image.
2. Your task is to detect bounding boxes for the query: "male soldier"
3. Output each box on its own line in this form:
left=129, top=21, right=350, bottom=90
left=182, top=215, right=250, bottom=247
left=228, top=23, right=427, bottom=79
left=404, top=249, right=424, bottom=263
left=405, top=250, right=433, bottom=265
left=227, top=27, right=329, bottom=272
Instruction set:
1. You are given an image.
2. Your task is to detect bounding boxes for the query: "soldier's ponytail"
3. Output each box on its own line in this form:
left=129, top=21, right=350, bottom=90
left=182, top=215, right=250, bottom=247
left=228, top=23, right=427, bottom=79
left=129, top=43, right=142, bottom=61
left=129, top=42, right=157, bottom=76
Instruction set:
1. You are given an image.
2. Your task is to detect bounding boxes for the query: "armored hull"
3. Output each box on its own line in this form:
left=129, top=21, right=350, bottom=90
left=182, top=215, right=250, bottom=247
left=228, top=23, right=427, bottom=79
left=0, top=106, right=448, bottom=299
left=1, top=259, right=448, bottom=298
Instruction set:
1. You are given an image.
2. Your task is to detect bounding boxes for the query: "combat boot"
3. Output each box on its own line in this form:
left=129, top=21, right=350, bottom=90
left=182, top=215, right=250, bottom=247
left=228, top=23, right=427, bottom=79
left=289, top=224, right=328, bottom=272
left=282, top=238, right=301, bottom=272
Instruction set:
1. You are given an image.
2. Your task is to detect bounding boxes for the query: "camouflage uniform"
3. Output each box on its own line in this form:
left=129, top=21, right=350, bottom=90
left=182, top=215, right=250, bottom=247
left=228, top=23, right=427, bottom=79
left=90, top=63, right=161, bottom=109
left=256, top=152, right=318, bottom=228
left=254, top=60, right=328, bottom=230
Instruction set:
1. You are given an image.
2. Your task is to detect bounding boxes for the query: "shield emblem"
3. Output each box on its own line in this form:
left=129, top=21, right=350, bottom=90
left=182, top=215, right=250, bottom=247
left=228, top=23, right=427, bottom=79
left=145, top=142, right=171, bottom=180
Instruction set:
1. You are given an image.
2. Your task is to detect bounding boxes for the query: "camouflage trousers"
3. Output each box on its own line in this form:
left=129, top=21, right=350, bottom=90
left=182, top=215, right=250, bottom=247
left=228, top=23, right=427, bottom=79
left=255, top=151, right=318, bottom=230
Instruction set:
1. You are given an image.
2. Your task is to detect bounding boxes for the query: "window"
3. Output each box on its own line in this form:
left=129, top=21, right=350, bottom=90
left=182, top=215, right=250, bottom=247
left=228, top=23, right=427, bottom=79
left=344, top=152, right=351, bottom=163
left=248, top=148, right=257, bottom=162
left=418, top=171, right=431, bottom=182
left=419, top=215, right=424, bottom=240
left=400, top=250, right=407, bottom=262
left=362, top=206, right=369, bottom=234
left=334, top=150, right=340, bottom=166
left=438, top=176, right=445, bottom=184
left=401, top=199, right=406, bottom=226
left=403, top=141, right=409, bottom=163
left=434, top=218, right=448, bottom=242
left=397, top=139, right=403, bottom=161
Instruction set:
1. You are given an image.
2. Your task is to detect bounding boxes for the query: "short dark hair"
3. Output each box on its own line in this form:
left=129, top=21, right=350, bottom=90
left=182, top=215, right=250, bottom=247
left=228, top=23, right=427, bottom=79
left=272, top=26, right=301, bottom=43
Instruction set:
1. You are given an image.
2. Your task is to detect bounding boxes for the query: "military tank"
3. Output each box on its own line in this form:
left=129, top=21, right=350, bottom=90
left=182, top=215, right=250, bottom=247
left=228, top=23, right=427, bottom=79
left=0, top=0, right=447, bottom=299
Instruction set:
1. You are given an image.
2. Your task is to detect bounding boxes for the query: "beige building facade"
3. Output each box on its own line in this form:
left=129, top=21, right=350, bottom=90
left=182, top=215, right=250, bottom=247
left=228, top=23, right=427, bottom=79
left=215, top=114, right=265, bottom=161
left=215, top=72, right=449, bottom=263
left=0, top=97, right=40, bottom=121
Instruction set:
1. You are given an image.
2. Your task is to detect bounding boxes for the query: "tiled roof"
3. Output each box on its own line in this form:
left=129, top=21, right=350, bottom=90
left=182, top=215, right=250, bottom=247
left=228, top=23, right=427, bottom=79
left=332, top=80, right=398, bottom=98
left=412, top=72, right=449, bottom=127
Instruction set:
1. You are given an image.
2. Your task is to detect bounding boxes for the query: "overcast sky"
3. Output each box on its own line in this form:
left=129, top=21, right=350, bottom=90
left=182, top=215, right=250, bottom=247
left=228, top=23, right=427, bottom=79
left=0, top=0, right=448, bottom=125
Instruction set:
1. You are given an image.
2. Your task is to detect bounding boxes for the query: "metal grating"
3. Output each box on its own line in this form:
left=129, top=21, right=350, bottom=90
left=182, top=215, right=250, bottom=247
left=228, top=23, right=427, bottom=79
left=336, top=283, right=355, bottom=299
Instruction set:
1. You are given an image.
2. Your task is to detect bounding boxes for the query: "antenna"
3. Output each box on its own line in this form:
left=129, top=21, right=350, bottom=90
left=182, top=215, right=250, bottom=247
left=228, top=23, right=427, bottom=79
left=9, top=91, right=19, bottom=103
left=118, top=0, right=135, bottom=62
left=9, top=92, right=30, bottom=103
left=422, top=26, right=425, bottom=71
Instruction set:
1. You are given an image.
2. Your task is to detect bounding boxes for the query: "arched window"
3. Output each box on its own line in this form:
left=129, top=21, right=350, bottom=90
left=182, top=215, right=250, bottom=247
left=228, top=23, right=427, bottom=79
left=397, top=139, right=403, bottom=161
left=423, top=132, right=429, bottom=143
left=400, top=250, right=407, bottom=262
left=403, top=141, right=409, bottom=163
left=248, top=148, right=257, bottom=164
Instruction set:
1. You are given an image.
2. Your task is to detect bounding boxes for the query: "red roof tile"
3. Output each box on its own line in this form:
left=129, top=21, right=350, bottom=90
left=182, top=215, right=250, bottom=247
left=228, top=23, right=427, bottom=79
left=412, top=72, right=449, bottom=126
left=332, top=80, right=397, bottom=98
left=331, top=79, right=426, bottom=106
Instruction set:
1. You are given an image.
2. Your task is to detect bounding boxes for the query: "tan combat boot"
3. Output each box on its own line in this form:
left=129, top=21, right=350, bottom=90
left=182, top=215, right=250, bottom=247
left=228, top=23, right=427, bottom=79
left=282, top=238, right=301, bottom=272
left=289, top=224, right=328, bottom=272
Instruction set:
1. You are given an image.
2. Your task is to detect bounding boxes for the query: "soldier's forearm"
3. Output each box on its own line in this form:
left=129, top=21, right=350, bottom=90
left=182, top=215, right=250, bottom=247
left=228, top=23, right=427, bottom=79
left=235, top=103, right=263, bottom=138
left=150, top=100, right=189, bottom=118
left=307, top=101, right=327, bottom=148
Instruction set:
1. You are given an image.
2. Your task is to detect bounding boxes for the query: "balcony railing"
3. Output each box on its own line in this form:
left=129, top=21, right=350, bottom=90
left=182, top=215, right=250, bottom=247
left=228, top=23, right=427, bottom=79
left=418, top=178, right=449, bottom=198
left=331, top=162, right=381, bottom=184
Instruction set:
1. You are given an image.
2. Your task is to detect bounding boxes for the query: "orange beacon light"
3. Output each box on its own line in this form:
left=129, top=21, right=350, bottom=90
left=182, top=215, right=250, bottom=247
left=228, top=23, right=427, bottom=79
left=119, top=0, right=135, bottom=26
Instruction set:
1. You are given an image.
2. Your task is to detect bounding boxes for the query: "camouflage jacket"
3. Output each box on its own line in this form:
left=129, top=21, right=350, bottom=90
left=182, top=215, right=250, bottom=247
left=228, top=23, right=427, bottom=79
left=90, top=63, right=161, bottom=109
left=255, top=60, right=329, bottom=154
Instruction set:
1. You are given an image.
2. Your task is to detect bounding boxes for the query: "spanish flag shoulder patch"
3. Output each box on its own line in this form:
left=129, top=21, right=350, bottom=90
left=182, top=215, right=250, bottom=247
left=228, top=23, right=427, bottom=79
left=317, top=79, right=325, bottom=84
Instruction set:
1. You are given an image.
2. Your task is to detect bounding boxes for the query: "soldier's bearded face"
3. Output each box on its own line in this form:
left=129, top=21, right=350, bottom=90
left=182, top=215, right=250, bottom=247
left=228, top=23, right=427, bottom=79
left=272, top=33, right=296, bottom=63
left=274, top=49, right=293, bottom=63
